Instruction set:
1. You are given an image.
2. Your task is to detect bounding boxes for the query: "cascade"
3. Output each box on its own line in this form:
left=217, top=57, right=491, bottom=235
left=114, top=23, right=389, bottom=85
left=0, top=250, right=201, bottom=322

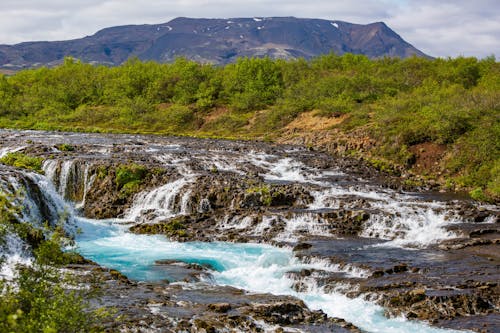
left=125, top=177, right=195, bottom=223
left=0, top=130, right=492, bottom=333
left=75, top=220, right=469, bottom=333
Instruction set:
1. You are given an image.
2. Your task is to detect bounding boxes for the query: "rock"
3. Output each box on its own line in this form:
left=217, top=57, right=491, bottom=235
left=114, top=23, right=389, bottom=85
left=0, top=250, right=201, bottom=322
left=371, top=270, right=385, bottom=278
left=393, top=263, right=408, bottom=273
left=293, top=242, right=312, bottom=251
left=208, top=303, right=231, bottom=313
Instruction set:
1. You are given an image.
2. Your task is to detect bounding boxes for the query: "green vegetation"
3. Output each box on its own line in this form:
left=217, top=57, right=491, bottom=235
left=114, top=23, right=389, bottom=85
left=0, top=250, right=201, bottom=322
left=0, top=265, right=105, bottom=333
left=115, top=163, right=149, bottom=198
left=246, top=185, right=290, bottom=206
left=0, top=55, right=498, bottom=201
left=0, top=191, right=107, bottom=332
left=56, top=143, right=75, bottom=151
left=130, top=217, right=188, bottom=238
left=0, top=153, right=44, bottom=173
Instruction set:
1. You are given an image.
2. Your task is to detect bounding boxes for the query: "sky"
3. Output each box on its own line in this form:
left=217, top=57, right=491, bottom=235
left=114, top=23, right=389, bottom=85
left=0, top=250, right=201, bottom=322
left=0, top=0, right=499, bottom=58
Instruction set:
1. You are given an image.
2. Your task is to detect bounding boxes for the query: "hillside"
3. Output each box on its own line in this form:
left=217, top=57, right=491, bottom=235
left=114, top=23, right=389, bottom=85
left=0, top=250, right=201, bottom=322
left=0, top=54, right=498, bottom=201
left=0, top=17, right=428, bottom=69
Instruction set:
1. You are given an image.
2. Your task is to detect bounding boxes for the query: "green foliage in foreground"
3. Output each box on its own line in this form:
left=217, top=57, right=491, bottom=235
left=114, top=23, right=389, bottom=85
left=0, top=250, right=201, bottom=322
left=0, top=192, right=107, bottom=332
left=0, top=54, right=498, bottom=200
left=0, top=152, right=44, bottom=173
left=0, top=265, right=105, bottom=333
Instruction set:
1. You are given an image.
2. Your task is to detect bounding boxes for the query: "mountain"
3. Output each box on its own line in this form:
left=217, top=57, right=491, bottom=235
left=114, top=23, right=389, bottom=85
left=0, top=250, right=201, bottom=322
left=0, top=17, right=429, bottom=70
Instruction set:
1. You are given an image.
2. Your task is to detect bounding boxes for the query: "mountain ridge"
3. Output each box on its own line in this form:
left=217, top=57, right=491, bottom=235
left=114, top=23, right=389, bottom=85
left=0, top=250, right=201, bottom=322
left=0, top=16, right=429, bottom=69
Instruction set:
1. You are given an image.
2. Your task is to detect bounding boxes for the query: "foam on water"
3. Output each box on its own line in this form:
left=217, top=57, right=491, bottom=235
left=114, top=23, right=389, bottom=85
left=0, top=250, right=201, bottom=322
left=0, top=232, right=32, bottom=280
left=125, top=177, right=193, bottom=222
left=74, top=218, right=469, bottom=333
left=0, top=146, right=26, bottom=158
left=274, top=212, right=332, bottom=242
left=248, top=152, right=329, bottom=184
left=309, top=186, right=461, bottom=248
left=218, top=215, right=254, bottom=230
left=362, top=208, right=460, bottom=248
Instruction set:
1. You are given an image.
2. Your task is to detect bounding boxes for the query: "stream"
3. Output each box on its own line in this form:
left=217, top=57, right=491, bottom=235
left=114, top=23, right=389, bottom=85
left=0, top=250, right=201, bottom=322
left=0, top=130, right=498, bottom=332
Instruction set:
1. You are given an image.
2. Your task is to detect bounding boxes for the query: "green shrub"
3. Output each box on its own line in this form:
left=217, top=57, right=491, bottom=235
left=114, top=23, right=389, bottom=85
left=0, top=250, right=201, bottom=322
left=0, top=190, right=108, bottom=333
left=0, top=265, right=105, bottom=333
left=0, top=152, right=44, bottom=173
left=115, top=163, right=148, bottom=189
left=162, top=104, right=195, bottom=131
left=469, top=188, right=488, bottom=202
left=115, top=163, right=149, bottom=198
left=56, top=143, right=75, bottom=151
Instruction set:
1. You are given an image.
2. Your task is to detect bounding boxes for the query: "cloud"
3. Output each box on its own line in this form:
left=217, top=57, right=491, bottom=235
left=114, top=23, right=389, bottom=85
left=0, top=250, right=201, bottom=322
left=0, top=0, right=498, bottom=58
left=386, top=0, right=500, bottom=57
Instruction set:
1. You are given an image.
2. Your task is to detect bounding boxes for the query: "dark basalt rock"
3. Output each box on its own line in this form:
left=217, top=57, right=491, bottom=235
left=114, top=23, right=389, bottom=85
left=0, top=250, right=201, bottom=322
left=67, top=261, right=361, bottom=332
left=293, top=242, right=312, bottom=251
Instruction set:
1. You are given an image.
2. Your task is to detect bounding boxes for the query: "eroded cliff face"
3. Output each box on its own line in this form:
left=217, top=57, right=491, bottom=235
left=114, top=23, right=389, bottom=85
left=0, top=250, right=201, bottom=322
left=0, top=129, right=498, bottom=332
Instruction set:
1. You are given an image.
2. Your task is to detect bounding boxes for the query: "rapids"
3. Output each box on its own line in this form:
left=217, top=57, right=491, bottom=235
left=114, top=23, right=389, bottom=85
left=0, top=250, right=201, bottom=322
left=1, top=130, right=496, bottom=332
left=75, top=218, right=468, bottom=333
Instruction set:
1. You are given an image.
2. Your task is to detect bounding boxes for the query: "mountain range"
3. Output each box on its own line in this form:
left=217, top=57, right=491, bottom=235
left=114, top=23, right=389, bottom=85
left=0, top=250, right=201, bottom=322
left=0, top=17, right=429, bottom=70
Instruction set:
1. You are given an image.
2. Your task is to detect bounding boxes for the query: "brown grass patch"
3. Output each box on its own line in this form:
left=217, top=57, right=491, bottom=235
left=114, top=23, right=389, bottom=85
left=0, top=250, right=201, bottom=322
left=284, top=111, right=347, bottom=132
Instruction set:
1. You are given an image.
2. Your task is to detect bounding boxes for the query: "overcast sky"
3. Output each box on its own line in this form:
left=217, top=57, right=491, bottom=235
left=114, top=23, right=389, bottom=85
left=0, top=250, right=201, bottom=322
left=1, top=0, right=499, bottom=58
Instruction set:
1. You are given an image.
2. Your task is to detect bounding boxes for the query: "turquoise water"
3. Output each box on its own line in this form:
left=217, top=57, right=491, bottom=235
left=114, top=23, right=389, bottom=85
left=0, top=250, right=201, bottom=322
left=75, top=217, right=470, bottom=333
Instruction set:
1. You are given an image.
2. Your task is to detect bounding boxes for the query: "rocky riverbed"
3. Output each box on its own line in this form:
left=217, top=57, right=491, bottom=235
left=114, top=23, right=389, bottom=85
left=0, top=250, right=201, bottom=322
left=0, top=129, right=498, bottom=332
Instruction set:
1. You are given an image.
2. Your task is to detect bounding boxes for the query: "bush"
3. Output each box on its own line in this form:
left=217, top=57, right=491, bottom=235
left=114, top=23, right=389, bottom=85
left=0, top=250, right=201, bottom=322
left=0, top=153, right=44, bottom=173
left=0, top=191, right=108, bottom=333
left=115, top=163, right=149, bottom=198
left=115, top=163, right=148, bottom=189
left=469, top=188, right=488, bottom=202
left=56, top=143, right=75, bottom=151
left=0, top=265, right=105, bottom=333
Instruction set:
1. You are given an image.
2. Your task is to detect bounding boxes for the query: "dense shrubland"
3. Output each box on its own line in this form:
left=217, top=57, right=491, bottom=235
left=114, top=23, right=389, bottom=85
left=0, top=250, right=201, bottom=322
left=0, top=54, right=498, bottom=200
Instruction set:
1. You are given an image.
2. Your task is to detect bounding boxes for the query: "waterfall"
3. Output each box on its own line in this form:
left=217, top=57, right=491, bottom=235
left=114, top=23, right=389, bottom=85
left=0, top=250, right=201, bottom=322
left=57, top=160, right=74, bottom=199
left=0, top=146, right=26, bottom=158
left=125, top=177, right=193, bottom=223
left=0, top=232, right=32, bottom=280
left=75, top=164, right=94, bottom=210
left=308, top=186, right=463, bottom=248
left=0, top=167, right=78, bottom=280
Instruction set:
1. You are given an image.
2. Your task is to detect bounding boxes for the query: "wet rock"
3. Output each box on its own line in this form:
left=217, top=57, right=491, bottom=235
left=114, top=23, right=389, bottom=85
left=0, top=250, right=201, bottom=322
left=207, top=302, right=231, bottom=313
left=67, top=261, right=360, bottom=332
left=439, top=238, right=499, bottom=250
left=393, top=263, right=408, bottom=273
left=293, top=242, right=312, bottom=251
left=371, top=270, right=385, bottom=278
left=244, top=300, right=326, bottom=325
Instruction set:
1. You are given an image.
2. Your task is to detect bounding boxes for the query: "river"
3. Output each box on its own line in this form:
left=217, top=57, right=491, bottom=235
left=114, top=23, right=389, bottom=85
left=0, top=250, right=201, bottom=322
left=0, top=130, right=497, bottom=332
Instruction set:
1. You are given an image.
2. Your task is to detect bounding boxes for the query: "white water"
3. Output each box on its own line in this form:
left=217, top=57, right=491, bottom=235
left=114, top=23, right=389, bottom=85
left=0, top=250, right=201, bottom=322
left=248, top=152, right=342, bottom=184
left=309, top=187, right=461, bottom=248
left=125, top=178, right=193, bottom=223
left=0, top=146, right=26, bottom=158
left=0, top=232, right=32, bottom=280
left=75, top=219, right=469, bottom=333
left=274, top=212, right=332, bottom=242
left=75, top=163, right=94, bottom=210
